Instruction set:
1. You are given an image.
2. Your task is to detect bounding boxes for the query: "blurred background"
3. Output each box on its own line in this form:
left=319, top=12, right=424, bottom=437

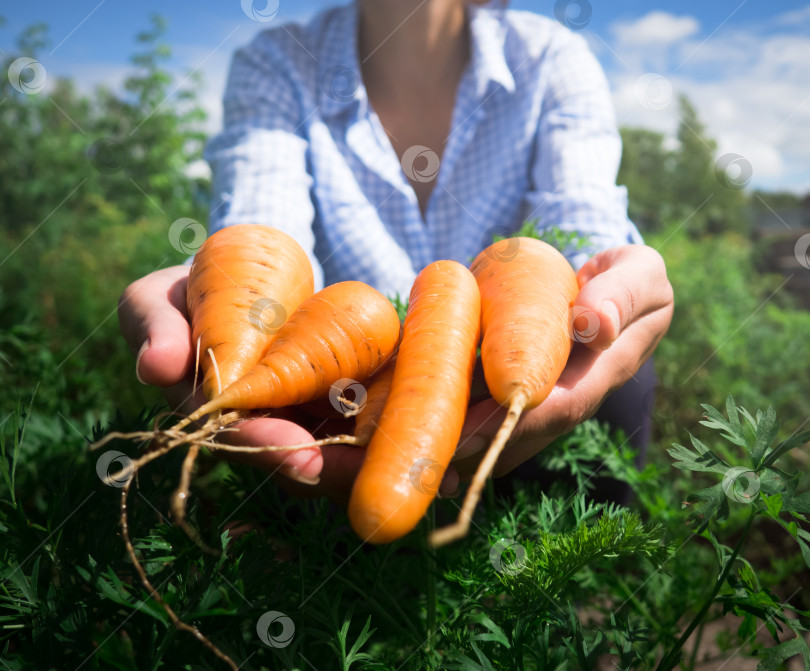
left=1, top=0, right=809, bottom=453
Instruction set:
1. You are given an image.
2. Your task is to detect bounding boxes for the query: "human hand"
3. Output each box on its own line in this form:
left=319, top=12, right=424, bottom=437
left=117, top=265, right=359, bottom=495
left=454, top=244, right=674, bottom=477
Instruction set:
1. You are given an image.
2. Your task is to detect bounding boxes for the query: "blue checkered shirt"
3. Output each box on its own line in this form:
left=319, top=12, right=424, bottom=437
left=205, top=3, right=643, bottom=297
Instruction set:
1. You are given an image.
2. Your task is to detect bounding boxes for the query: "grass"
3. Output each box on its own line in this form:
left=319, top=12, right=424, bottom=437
left=1, top=393, right=809, bottom=670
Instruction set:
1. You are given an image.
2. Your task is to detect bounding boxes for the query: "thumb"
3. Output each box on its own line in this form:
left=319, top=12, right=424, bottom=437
left=118, top=266, right=194, bottom=387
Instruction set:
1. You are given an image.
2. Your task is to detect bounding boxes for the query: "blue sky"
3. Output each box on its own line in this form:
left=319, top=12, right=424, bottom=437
left=3, top=1, right=810, bottom=192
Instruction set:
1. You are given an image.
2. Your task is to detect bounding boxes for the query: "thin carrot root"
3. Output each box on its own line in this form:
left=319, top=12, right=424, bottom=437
left=119, top=470, right=240, bottom=671
left=203, top=433, right=360, bottom=453
left=429, top=393, right=527, bottom=547
left=170, top=443, right=222, bottom=556
left=336, top=394, right=362, bottom=417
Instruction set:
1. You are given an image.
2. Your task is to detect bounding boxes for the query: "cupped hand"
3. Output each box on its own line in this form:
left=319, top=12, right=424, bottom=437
left=454, top=244, right=674, bottom=477
left=116, top=266, right=344, bottom=492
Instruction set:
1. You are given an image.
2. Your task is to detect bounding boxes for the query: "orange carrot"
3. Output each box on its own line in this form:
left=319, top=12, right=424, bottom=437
left=430, top=237, right=578, bottom=546
left=349, top=261, right=480, bottom=544
left=175, top=281, right=401, bottom=429
left=187, top=224, right=314, bottom=400
left=352, top=354, right=396, bottom=446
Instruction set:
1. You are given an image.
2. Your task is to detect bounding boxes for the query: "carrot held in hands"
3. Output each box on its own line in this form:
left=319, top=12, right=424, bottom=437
left=349, top=260, right=481, bottom=544
left=352, top=354, right=397, bottom=446
left=187, top=224, right=314, bottom=400
left=174, top=281, right=401, bottom=430
left=430, top=237, right=579, bottom=547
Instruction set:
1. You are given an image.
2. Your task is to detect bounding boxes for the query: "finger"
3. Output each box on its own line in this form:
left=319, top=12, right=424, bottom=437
left=217, top=417, right=323, bottom=483
left=438, top=465, right=459, bottom=498
left=573, top=246, right=672, bottom=351
left=118, top=266, right=193, bottom=387
left=277, top=442, right=366, bottom=504
left=454, top=398, right=506, bottom=460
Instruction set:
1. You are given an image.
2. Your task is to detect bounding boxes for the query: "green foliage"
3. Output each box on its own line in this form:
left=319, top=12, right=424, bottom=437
left=0, top=15, right=208, bottom=425
left=619, top=96, right=748, bottom=235
left=646, top=224, right=810, bottom=452
left=2, top=398, right=808, bottom=670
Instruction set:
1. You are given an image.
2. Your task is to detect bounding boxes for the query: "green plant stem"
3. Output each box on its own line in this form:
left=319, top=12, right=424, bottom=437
left=615, top=575, right=663, bottom=635
left=656, top=507, right=756, bottom=671
left=687, top=620, right=705, bottom=671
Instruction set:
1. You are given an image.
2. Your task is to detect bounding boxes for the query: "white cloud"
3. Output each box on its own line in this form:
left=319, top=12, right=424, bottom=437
left=612, top=12, right=700, bottom=48
left=607, top=7, right=810, bottom=194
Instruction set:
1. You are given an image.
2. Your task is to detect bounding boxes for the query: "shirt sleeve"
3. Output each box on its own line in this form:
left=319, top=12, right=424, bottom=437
left=203, top=36, right=324, bottom=289
left=522, top=29, right=643, bottom=270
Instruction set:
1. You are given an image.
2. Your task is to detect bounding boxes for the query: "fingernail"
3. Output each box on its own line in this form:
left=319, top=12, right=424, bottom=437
left=279, top=465, right=320, bottom=486
left=600, top=300, right=621, bottom=341
left=454, top=434, right=489, bottom=460
left=135, top=339, right=150, bottom=385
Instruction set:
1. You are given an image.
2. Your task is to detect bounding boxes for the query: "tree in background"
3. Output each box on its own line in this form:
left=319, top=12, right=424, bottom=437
left=618, top=95, right=748, bottom=236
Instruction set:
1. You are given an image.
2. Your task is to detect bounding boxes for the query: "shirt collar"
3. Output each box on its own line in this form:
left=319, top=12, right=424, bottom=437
left=317, top=3, right=516, bottom=119
left=466, top=5, right=516, bottom=98
left=318, top=4, right=366, bottom=120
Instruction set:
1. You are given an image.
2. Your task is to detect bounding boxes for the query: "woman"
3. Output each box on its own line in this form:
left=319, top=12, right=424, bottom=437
left=118, top=0, right=673, bottom=500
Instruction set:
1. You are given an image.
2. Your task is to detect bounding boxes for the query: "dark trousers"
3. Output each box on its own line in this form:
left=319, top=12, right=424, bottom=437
left=492, top=357, right=657, bottom=507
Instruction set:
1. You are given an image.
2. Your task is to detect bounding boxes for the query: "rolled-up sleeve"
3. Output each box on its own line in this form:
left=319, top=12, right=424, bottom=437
left=522, top=30, right=643, bottom=270
left=204, top=37, right=324, bottom=288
